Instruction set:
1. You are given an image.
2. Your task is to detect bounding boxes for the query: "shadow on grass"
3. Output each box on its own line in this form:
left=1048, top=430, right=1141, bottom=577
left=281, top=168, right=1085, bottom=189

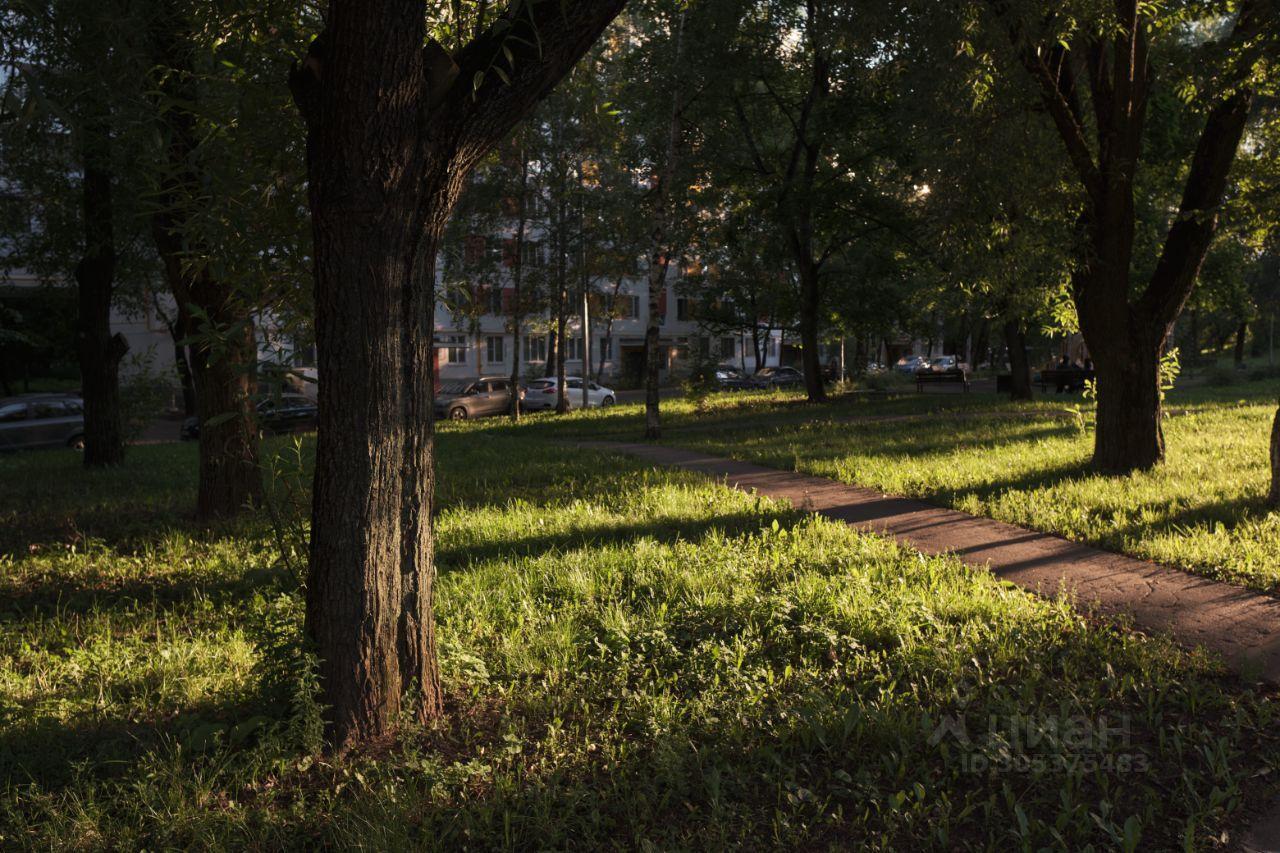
left=436, top=508, right=787, bottom=572
left=0, top=565, right=291, bottom=625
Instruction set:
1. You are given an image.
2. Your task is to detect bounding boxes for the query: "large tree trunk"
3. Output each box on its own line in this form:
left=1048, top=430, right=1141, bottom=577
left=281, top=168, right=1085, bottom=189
left=1003, top=319, right=1032, bottom=401
left=75, top=124, right=127, bottom=466
left=295, top=20, right=443, bottom=750
left=797, top=261, right=826, bottom=403
left=292, top=0, right=625, bottom=749
left=1091, top=334, right=1164, bottom=472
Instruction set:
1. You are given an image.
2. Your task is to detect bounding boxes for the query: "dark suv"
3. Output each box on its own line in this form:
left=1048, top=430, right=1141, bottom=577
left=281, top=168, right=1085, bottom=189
left=182, top=393, right=319, bottom=440
left=0, top=394, right=86, bottom=451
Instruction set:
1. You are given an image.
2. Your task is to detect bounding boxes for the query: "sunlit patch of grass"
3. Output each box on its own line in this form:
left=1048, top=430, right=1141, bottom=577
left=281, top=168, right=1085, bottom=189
left=0, top=432, right=1277, bottom=848
left=609, top=382, right=1280, bottom=591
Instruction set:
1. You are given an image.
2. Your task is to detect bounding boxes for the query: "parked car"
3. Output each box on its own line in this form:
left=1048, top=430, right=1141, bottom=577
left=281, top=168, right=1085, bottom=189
left=435, top=377, right=523, bottom=420
left=182, top=393, right=319, bottom=440
left=714, top=365, right=754, bottom=390
left=751, top=366, right=805, bottom=389
left=929, top=355, right=959, bottom=372
left=894, top=355, right=930, bottom=374
left=522, top=376, right=616, bottom=411
left=0, top=394, right=85, bottom=451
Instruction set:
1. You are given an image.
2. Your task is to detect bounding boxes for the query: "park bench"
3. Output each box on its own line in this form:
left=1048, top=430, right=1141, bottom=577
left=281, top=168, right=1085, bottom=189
left=1036, top=368, right=1094, bottom=393
left=915, top=369, right=970, bottom=393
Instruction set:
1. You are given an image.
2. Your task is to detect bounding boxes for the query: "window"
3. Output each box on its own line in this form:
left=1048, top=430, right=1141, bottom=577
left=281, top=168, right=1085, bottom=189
left=767, top=337, right=778, bottom=357
left=720, top=337, right=736, bottom=359
left=439, top=334, right=467, bottom=364
left=676, top=297, right=691, bottom=322
left=31, top=401, right=67, bottom=419
left=0, top=403, right=27, bottom=422
left=520, top=241, right=544, bottom=268
left=487, top=288, right=504, bottom=316
left=487, top=379, right=509, bottom=393
left=486, top=335, right=505, bottom=364
left=565, top=336, right=583, bottom=361
left=523, top=335, right=548, bottom=362
left=607, top=293, right=640, bottom=319
left=696, top=336, right=711, bottom=357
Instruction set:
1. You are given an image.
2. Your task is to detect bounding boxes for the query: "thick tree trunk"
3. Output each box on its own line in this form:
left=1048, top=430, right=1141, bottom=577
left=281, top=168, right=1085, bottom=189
left=1092, top=337, right=1164, bottom=472
left=1234, top=321, right=1249, bottom=366
left=75, top=127, right=127, bottom=466
left=1003, top=319, right=1033, bottom=401
left=797, top=262, right=826, bottom=403
left=292, top=0, right=626, bottom=749
left=295, top=13, right=449, bottom=746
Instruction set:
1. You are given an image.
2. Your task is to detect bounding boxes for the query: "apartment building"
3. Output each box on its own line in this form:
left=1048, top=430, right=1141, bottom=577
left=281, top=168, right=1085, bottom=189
left=432, top=247, right=785, bottom=384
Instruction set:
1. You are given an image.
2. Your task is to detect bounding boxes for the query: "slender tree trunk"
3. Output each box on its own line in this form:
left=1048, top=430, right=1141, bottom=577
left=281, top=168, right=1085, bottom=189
left=643, top=9, right=686, bottom=440
left=76, top=122, right=127, bottom=466
left=554, top=194, right=569, bottom=413
left=157, top=303, right=197, bottom=417
left=1234, top=321, right=1249, bottom=366
left=509, top=144, right=528, bottom=420
left=796, top=259, right=826, bottom=403
left=149, top=5, right=260, bottom=516
left=643, top=278, right=664, bottom=437
left=1269, top=402, right=1280, bottom=508
left=188, top=303, right=261, bottom=516
left=1003, top=319, right=1032, bottom=401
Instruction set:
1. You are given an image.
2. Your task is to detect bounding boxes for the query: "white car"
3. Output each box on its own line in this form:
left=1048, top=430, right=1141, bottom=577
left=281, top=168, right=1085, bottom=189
left=523, top=376, right=616, bottom=410
left=894, top=355, right=930, bottom=374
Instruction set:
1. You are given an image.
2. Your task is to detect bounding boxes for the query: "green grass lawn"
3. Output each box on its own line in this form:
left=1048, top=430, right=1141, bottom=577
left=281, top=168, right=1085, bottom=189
left=1, top=426, right=1279, bottom=848
left=548, top=378, right=1280, bottom=593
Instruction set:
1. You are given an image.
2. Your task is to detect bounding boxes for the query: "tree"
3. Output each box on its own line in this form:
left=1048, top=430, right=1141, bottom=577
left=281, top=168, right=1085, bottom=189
left=700, top=0, right=919, bottom=403
left=291, top=0, right=626, bottom=748
left=0, top=0, right=146, bottom=466
left=976, top=0, right=1277, bottom=471
left=148, top=0, right=312, bottom=518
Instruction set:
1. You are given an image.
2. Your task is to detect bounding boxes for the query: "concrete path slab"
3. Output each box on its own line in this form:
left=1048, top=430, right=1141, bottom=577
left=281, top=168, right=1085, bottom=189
left=585, top=441, right=1280, bottom=685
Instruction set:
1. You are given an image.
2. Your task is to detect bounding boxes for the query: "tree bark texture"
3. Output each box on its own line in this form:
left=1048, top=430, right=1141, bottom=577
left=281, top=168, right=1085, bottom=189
left=75, top=121, right=128, bottom=466
left=292, top=0, right=626, bottom=749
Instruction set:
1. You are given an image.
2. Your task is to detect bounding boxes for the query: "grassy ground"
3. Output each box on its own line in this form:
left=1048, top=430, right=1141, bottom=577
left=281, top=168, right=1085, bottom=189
left=545, top=377, right=1280, bottom=593
left=1, top=426, right=1279, bottom=849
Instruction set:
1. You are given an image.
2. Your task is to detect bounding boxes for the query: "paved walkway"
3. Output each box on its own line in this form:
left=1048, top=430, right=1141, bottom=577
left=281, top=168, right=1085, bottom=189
left=585, top=441, right=1280, bottom=684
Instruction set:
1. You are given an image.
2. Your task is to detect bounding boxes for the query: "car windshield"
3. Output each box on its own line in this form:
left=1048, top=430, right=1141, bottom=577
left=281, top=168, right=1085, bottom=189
left=438, top=381, right=471, bottom=395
